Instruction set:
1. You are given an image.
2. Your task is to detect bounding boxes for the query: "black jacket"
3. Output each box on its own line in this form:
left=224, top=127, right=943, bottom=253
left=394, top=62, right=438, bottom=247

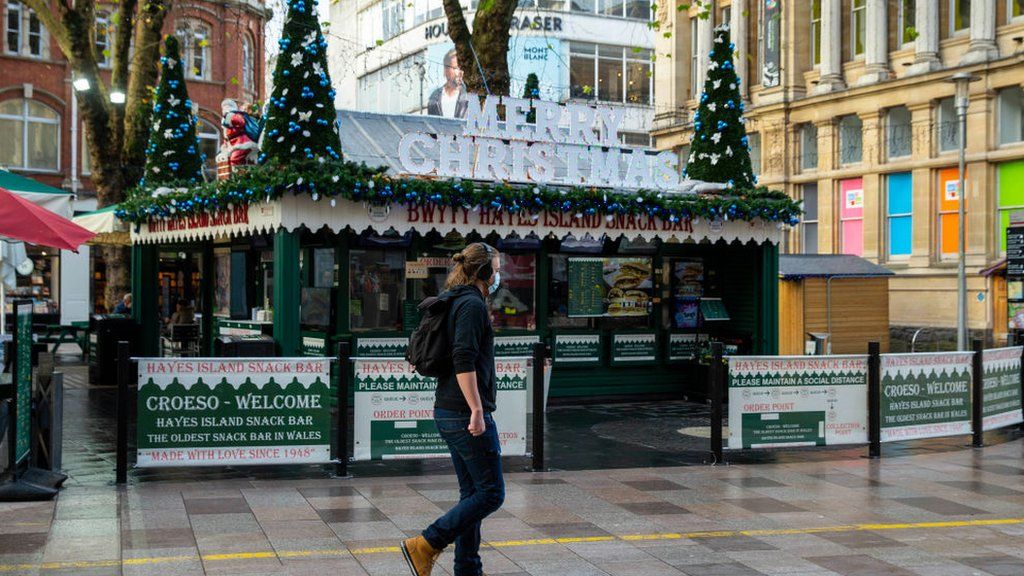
left=434, top=285, right=495, bottom=413
left=427, top=86, right=469, bottom=119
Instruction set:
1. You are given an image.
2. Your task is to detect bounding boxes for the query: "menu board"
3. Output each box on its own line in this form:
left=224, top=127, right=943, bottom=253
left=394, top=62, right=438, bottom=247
left=13, top=302, right=32, bottom=465
left=671, top=259, right=703, bottom=329
left=1008, top=225, right=1024, bottom=330
left=567, top=257, right=653, bottom=318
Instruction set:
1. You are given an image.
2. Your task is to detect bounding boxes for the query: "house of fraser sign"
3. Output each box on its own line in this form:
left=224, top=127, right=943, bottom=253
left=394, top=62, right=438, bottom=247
left=398, top=95, right=682, bottom=191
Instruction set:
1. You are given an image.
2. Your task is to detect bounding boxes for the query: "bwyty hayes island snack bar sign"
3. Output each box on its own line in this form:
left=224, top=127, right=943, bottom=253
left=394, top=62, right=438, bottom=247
left=353, top=357, right=530, bottom=460
left=727, top=355, right=869, bottom=449
left=136, top=357, right=332, bottom=467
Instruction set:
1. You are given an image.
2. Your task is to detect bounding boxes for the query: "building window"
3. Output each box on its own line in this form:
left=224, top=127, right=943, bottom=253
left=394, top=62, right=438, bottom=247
left=382, top=0, right=404, bottom=41
left=839, top=115, right=863, bottom=165
left=998, top=86, right=1024, bottom=145
left=802, top=183, right=819, bottom=254
left=242, top=35, right=254, bottom=93
left=810, top=0, right=822, bottom=65
left=349, top=249, right=406, bottom=331
left=887, top=106, right=912, bottom=159
left=951, top=0, right=970, bottom=33
left=95, top=10, right=111, bottom=67
left=677, top=143, right=690, bottom=174
left=937, top=97, right=959, bottom=153
left=0, top=98, right=60, bottom=171
left=569, top=42, right=651, bottom=105
left=851, top=0, right=866, bottom=57
left=620, top=132, right=651, bottom=147
left=721, top=6, right=731, bottom=26
left=5, top=1, right=45, bottom=58
left=415, top=0, right=443, bottom=25
left=800, top=123, right=818, bottom=171
left=690, top=18, right=699, bottom=97
left=569, top=0, right=648, bottom=19
left=176, top=20, right=210, bottom=80
left=748, top=132, right=761, bottom=175
left=938, top=167, right=964, bottom=258
left=998, top=161, right=1024, bottom=251
left=357, top=53, right=425, bottom=114
left=887, top=172, right=913, bottom=258
left=1013, top=0, right=1024, bottom=19
left=197, top=118, right=219, bottom=180
left=839, top=178, right=864, bottom=256
left=899, top=0, right=916, bottom=44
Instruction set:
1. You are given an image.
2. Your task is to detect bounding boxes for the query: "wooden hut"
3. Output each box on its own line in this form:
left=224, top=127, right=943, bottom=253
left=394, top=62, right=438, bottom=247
left=779, top=255, right=893, bottom=355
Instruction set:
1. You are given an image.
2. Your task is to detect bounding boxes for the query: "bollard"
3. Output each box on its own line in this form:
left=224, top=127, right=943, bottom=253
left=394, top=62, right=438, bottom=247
left=709, top=342, right=724, bottom=464
left=336, top=342, right=351, bottom=478
left=867, top=341, right=881, bottom=459
left=531, top=342, right=546, bottom=472
left=116, top=341, right=130, bottom=485
left=972, top=339, right=984, bottom=447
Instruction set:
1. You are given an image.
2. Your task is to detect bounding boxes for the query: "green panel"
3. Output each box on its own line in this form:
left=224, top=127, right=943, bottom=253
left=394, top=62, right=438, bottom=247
left=719, top=244, right=758, bottom=339
left=132, top=244, right=160, bottom=356
left=998, top=160, right=1024, bottom=207
left=13, top=302, right=32, bottom=464
left=760, top=242, right=779, bottom=354
left=201, top=243, right=215, bottom=355
left=273, top=229, right=301, bottom=356
left=548, top=365, right=683, bottom=397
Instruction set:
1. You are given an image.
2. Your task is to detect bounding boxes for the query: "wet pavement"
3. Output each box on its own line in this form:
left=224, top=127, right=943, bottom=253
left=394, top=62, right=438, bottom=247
left=3, top=349, right=1023, bottom=574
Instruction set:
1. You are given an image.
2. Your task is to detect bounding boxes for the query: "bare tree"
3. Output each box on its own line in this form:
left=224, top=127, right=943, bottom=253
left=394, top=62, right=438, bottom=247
left=442, top=0, right=517, bottom=97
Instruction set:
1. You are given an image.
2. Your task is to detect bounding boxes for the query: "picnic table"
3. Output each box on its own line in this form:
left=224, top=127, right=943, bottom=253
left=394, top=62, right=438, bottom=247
left=36, top=323, right=88, bottom=358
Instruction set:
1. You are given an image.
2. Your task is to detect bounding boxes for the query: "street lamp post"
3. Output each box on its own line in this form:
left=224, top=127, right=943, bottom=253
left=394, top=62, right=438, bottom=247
left=947, top=72, right=980, bottom=351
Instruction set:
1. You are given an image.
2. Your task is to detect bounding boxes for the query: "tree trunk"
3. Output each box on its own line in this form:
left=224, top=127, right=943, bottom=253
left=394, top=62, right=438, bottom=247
left=442, top=0, right=517, bottom=96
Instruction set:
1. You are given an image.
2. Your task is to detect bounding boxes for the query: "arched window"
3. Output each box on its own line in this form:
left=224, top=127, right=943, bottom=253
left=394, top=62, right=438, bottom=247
left=0, top=98, right=60, bottom=171
left=197, top=117, right=220, bottom=180
left=241, top=34, right=254, bottom=93
left=176, top=19, right=211, bottom=80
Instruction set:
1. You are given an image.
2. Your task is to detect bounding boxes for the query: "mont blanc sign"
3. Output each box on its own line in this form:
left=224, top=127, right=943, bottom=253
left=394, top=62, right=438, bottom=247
left=398, top=95, right=682, bottom=191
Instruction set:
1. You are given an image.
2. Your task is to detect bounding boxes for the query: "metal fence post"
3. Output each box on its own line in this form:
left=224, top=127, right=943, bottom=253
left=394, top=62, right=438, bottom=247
left=336, top=342, right=351, bottom=478
left=709, top=342, right=724, bottom=464
left=867, top=341, right=881, bottom=459
left=116, top=341, right=129, bottom=485
left=531, top=342, right=546, bottom=472
left=972, top=339, right=984, bottom=447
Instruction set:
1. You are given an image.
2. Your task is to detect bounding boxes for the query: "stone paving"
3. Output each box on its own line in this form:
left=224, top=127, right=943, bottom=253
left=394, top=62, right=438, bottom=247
left=2, top=435, right=1024, bottom=575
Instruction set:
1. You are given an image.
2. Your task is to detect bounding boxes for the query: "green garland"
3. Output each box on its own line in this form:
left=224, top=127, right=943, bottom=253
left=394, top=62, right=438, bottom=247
left=116, top=160, right=802, bottom=227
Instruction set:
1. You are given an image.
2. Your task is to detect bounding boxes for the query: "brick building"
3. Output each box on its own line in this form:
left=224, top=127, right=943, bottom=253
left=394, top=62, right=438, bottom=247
left=0, top=0, right=268, bottom=316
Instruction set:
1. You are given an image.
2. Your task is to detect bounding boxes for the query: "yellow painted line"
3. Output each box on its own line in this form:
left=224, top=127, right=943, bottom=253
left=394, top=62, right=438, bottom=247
left=0, top=517, right=1021, bottom=572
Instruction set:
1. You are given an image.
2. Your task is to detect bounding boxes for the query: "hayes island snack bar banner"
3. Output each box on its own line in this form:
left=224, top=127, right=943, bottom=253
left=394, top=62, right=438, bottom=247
left=136, top=358, right=333, bottom=467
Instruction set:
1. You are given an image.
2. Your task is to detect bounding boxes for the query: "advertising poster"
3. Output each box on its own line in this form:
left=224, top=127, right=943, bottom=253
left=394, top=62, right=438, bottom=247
left=567, top=257, right=652, bottom=317
left=981, top=346, right=1024, bottom=431
left=136, top=358, right=333, bottom=467
left=880, top=352, right=973, bottom=442
left=671, top=259, right=703, bottom=328
left=424, top=37, right=561, bottom=119
left=727, top=355, right=869, bottom=449
left=352, top=357, right=530, bottom=460
left=213, top=250, right=230, bottom=316
left=761, top=0, right=781, bottom=87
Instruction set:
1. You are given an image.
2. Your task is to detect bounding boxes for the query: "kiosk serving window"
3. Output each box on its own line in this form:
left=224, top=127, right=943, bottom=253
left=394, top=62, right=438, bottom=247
left=490, top=253, right=536, bottom=330
left=349, top=249, right=405, bottom=331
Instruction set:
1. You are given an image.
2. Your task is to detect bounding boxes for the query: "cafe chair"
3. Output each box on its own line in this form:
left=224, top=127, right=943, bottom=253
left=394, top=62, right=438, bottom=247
left=161, top=323, right=200, bottom=357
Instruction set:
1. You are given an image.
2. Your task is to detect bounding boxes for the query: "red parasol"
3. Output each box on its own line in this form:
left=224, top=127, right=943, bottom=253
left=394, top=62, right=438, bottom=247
left=0, top=186, right=95, bottom=250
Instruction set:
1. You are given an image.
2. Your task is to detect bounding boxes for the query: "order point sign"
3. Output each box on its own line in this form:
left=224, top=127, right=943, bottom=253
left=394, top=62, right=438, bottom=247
left=135, top=358, right=332, bottom=467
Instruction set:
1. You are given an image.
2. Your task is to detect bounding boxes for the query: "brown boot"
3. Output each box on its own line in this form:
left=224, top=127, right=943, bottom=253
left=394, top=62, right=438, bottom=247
left=400, top=535, right=441, bottom=576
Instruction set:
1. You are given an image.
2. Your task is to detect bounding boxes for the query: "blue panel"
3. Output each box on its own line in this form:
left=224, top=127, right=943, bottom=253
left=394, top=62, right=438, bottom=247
left=889, top=216, right=912, bottom=256
left=887, top=172, right=913, bottom=215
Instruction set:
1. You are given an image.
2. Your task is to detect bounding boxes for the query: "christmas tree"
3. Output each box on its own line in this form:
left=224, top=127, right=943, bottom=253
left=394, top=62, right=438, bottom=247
left=522, top=73, right=540, bottom=124
left=142, top=36, right=204, bottom=186
left=260, top=0, right=341, bottom=164
left=685, top=24, right=755, bottom=189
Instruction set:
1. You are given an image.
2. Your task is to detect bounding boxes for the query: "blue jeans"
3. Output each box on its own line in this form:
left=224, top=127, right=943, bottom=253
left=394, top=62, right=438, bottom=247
left=422, top=407, right=505, bottom=576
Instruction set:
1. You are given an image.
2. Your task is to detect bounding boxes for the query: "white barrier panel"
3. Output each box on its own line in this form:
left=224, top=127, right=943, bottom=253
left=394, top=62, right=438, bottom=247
left=880, top=352, right=972, bottom=442
left=352, top=357, right=531, bottom=461
left=727, top=355, right=868, bottom=449
left=982, top=346, right=1024, bottom=431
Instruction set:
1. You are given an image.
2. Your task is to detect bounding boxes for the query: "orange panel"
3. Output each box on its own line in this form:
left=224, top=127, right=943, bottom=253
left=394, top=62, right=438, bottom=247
left=938, top=167, right=966, bottom=256
left=938, top=167, right=965, bottom=212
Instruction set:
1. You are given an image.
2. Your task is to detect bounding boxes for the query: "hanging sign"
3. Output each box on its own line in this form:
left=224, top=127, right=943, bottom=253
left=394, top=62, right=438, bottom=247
left=495, top=335, right=541, bottom=357
left=352, top=357, right=529, bottom=460
left=301, top=333, right=328, bottom=357
left=880, top=352, right=973, bottom=442
left=611, top=333, right=658, bottom=365
left=398, top=95, right=681, bottom=190
left=727, top=355, right=869, bottom=449
left=354, top=336, right=409, bottom=358
left=134, top=202, right=281, bottom=244
left=667, top=333, right=702, bottom=362
left=135, top=358, right=333, bottom=467
left=982, top=346, right=1024, bottom=431
left=553, top=333, right=602, bottom=366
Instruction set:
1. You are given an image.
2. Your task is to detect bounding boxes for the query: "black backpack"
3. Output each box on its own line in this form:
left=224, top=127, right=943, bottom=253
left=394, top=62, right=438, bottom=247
left=405, top=294, right=455, bottom=377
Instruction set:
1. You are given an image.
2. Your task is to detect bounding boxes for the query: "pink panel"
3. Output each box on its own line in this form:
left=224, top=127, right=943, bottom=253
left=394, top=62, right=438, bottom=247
left=839, top=178, right=864, bottom=256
